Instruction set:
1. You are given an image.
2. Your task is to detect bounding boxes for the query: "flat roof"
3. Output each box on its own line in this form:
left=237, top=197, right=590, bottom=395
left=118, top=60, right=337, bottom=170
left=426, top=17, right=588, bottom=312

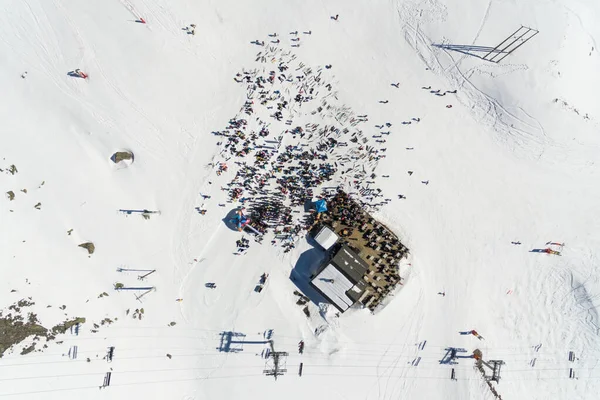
left=331, top=244, right=369, bottom=283
left=312, top=264, right=356, bottom=312
left=314, top=226, right=339, bottom=251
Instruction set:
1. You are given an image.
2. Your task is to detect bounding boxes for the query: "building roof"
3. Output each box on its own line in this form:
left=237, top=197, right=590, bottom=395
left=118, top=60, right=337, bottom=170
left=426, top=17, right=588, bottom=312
left=309, top=244, right=369, bottom=313
left=330, top=244, right=369, bottom=283
left=311, top=264, right=357, bottom=312
left=314, top=226, right=339, bottom=251
left=346, top=279, right=367, bottom=304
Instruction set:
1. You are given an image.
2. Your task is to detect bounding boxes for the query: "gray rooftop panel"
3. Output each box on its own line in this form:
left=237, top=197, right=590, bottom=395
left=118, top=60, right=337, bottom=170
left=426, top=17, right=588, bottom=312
left=331, top=244, right=369, bottom=283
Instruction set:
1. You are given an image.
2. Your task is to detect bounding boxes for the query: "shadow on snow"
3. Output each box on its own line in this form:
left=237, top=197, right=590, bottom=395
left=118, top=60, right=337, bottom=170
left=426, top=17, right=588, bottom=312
left=222, top=208, right=242, bottom=232
left=289, top=236, right=328, bottom=307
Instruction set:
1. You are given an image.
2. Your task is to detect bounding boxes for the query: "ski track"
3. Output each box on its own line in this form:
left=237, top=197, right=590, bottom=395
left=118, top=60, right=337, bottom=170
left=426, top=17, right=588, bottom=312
left=396, top=1, right=551, bottom=159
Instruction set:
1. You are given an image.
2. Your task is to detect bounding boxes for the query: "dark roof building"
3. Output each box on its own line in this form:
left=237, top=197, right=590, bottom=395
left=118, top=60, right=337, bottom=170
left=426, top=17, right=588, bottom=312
left=310, top=244, right=369, bottom=313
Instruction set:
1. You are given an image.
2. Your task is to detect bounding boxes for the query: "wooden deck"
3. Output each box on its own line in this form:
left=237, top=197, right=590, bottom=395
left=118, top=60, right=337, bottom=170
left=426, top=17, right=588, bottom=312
left=316, top=191, right=409, bottom=311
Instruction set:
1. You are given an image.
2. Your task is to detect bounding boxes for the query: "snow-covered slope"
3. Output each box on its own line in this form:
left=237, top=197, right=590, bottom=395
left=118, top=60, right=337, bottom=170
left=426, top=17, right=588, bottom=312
left=1, top=0, right=600, bottom=399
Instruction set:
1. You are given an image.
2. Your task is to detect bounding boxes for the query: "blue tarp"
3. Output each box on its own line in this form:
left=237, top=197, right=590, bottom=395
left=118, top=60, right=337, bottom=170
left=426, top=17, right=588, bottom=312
left=314, top=199, right=327, bottom=213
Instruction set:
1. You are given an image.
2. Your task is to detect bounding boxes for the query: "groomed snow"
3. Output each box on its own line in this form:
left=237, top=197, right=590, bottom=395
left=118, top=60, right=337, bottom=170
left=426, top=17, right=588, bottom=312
left=1, top=0, right=600, bottom=399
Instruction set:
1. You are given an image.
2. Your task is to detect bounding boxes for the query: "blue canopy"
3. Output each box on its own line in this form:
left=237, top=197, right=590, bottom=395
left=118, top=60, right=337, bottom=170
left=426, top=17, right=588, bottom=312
left=230, top=214, right=249, bottom=228
left=314, top=199, right=327, bottom=213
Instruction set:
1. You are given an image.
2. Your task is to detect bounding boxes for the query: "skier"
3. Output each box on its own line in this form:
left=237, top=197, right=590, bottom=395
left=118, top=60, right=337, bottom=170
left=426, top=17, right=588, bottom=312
left=543, top=248, right=560, bottom=255
left=205, top=283, right=217, bottom=289
left=298, top=340, right=304, bottom=354
left=471, top=330, right=484, bottom=340
left=74, top=69, right=88, bottom=79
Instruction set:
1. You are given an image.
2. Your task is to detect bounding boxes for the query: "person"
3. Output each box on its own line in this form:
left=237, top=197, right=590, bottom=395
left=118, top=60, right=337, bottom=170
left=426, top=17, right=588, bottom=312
left=233, top=208, right=250, bottom=232
left=471, top=330, right=484, bottom=340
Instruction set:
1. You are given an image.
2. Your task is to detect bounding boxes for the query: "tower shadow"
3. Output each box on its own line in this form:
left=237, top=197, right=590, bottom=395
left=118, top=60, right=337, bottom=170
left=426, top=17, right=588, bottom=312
left=431, top=44, right=501, bottom=60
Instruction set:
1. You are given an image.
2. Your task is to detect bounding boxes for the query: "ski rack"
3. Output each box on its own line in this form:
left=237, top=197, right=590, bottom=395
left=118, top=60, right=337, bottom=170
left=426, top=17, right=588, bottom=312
left=432, top=26, right=539, bottom=63
left=100, top=372, right=111, bottom=389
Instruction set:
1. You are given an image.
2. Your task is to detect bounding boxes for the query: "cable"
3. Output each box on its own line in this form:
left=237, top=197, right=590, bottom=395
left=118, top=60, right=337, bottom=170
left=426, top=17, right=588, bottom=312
left=0, top=373, right=262, bottom=397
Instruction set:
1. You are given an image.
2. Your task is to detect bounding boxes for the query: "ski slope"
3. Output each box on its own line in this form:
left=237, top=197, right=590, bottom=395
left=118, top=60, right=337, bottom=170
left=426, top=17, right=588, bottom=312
left=1, top=0, right=600, bottom=399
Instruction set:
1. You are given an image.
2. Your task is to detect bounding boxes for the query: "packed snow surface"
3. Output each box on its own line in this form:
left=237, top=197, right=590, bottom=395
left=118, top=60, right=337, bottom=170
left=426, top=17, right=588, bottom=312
left=1, top=0, right=600, bottom=399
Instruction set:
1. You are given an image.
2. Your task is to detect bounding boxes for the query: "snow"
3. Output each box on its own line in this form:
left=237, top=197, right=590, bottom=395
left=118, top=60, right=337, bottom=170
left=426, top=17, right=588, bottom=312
left=311, top=264, right=355, bottom=312
left=313, top=226, right=339, bottom=251
left=1, top=0, right=600, bottom=399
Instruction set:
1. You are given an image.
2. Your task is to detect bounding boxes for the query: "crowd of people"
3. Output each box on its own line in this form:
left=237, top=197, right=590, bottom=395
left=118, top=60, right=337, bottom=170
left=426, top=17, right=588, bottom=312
left=317, top=190, right=408, bottom=310
left=206, top=43, right=393, bottom=243
left=199, top=33, right=455, bottom=306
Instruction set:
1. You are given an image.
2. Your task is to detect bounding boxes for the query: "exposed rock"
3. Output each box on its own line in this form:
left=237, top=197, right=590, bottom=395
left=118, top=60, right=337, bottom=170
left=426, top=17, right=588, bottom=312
left=78, top=242, right=95, bottom=254
left=20, top=344, right=36, bottom=355
left=110, top=150, right=134, bottom=169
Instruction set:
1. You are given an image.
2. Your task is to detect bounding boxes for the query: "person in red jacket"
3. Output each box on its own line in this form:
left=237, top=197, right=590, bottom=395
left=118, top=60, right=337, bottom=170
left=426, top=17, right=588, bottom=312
left=471, top=330, right=485, bottom=340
